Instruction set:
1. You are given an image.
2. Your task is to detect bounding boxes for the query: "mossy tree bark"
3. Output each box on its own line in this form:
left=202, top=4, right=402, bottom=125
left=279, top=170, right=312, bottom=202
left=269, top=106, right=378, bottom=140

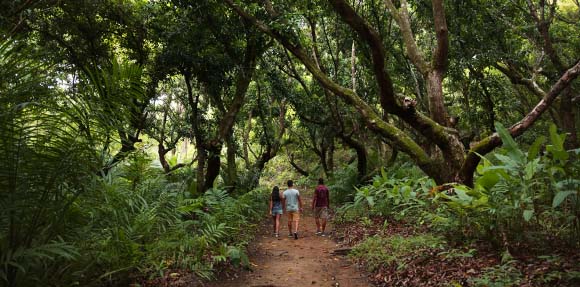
left=225, top=0, right=580, bottom=186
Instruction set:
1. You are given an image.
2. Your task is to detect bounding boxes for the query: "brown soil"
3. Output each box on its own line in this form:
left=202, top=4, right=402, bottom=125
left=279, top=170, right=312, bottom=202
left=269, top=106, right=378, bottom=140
left=205, top=194, right=370, bottom=287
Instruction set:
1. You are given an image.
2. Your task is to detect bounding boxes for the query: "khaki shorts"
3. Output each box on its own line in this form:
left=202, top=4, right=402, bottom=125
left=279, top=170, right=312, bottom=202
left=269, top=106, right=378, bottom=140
left=314, top=207, right=329, bottom=219
left=287, top=211, right=300, bottom=221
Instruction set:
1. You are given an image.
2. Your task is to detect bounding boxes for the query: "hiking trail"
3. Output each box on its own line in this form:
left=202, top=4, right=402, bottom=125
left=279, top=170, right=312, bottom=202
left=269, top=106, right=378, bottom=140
left=205, top=191, right=369, bottom=287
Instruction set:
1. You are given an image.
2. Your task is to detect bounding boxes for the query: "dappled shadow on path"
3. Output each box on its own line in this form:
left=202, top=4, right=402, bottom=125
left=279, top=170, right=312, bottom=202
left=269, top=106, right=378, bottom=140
left=205, top=193, right=370, bottom=287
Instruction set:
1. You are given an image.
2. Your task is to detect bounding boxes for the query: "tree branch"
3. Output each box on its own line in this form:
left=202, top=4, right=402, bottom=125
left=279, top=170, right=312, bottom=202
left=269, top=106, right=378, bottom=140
left=431, top=0, right=449, bottom=72
left=329, top=0, right=397, bottom=109
left=527, top=0, right=566, bottom=71
left=461, top=59, right=580, bottom=183
left=224, top=0, right=474, bottom=182
left=218, top=32, right=259, bottom=141
left=384, top=0, right=429, bottom=75
left=495, top=62, right=547, bottom=97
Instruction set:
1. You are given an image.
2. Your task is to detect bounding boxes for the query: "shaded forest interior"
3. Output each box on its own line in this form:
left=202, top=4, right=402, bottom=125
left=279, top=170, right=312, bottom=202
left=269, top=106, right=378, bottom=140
left=1, top=0, right=579, bottom=286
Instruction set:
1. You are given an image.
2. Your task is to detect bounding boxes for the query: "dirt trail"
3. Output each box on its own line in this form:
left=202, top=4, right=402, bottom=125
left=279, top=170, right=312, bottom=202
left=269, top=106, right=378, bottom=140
left=206, top=191, right=369, bottom=287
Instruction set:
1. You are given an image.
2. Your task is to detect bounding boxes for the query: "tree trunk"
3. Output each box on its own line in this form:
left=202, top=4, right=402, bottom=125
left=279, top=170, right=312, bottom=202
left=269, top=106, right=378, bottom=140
left=327, top=139, right=334, bottom=177
left=242, top=111, right=252, bottom=167
left=289, top=154, right=310, bottom=177
left=248, top=146, right=275, bottom=190
left=199, top=32, right=258, bottom=192
left=158, top=143, right=170, bottom=174
left=225, top=0, right=580, bottom=187
left=100, top=131, right=140, bottom=175
left=560, top=88, right=578, bottom=149
left=426, top=70, right=450, bottom=126
left=338, top=134, right=367, bottom=179
left=461, top=61, right=580, bottom=186
left=196, top=147, right=206, bottom=193
left=180, top=138, right=188, bottom=162
left=226, top=132, right=237, bottom=190
left=319, top=145, right=329, bottom=177
left=204, top=144, right=221, bottom=191
left=351, top=40, right=357, bottom=92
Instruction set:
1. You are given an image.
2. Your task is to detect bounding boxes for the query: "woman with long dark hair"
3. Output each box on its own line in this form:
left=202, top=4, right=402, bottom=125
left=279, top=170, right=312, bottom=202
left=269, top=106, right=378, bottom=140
left=269, top=186, right=283, bottom=237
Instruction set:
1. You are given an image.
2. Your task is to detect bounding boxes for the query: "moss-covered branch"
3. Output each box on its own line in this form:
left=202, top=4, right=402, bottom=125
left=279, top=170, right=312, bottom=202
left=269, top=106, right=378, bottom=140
left=461, top=60, right=580, bottom=185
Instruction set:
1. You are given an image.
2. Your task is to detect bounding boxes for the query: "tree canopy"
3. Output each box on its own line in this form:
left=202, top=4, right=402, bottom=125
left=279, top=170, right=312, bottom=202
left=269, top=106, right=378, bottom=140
left=1, top=0, right=579, bottom=286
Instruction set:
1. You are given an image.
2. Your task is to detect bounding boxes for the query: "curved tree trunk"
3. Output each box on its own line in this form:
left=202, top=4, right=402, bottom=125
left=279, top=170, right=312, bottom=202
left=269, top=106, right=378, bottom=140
left=158, top=143, right=170, bottom=174
left=461, top=61, right=580, bottom=185
left=289, top=154, right=310, bottom=177
left=338, top=134, right=367, bottom=180
left=225, top=0, right=580, bottom=186
left=248, top=147, right=274, bottom=190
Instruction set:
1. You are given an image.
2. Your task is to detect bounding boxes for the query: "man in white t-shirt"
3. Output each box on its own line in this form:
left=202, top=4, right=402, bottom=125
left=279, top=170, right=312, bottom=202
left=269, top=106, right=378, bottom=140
left=282, top=180, right=303, bottom=239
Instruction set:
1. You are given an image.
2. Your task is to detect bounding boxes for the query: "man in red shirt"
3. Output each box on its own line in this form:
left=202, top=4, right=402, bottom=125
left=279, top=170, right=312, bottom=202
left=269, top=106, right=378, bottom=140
left=312, top=178, right=330, bottom=236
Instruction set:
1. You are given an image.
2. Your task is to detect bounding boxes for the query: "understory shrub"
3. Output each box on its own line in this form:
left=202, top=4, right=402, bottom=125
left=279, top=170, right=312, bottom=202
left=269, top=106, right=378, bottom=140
left=335, top=163, right=435, bottom=224
left=337, top=124, right=579, bottom=286
left=468, top=252, right=523, bottom=287
left=328, top=163, right=360, bottom=205
left=349, top=234, right=446, bottom=272
left=1, top=151, right=269, bottom=286
left=434, top=123, right=579, bottom=246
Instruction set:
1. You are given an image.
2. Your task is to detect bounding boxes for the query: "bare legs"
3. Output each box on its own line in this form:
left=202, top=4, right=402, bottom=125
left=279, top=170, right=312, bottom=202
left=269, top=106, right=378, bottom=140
left=287, top=214, right=299, bottom=235
left=293, top=219, right=299, bottom=233
left=272, top=214, right=281, bottom=234
left=315, top=218, right=326, bottom=232
left=288, top=218, right=299, bottom=239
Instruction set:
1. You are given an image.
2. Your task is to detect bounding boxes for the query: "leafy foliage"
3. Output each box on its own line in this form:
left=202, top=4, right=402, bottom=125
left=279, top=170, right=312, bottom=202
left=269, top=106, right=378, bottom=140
left=3, top=0, right=580, bottom=285
left=335, top=162, right=435, bottom=224
left=468, top=252, right=523, bottom=287
left=350, top=234, right=446, bottom=272
left=0, top=36, right=269, bottom=286
left=0, top=38, right=98, bottom=286
left=434, top=123, right=580, bottom=246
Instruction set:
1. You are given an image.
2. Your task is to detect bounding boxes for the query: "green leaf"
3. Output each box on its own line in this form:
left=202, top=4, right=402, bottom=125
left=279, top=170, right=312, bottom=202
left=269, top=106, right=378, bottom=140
left=523, top=209, right=534, bottom=221
left=552, top=190, right=577, bottom=208
left=548, top=124, right=566, bottom=150
left=476, top=171, right=500, bottom=190
left=454, top=186, right=473, bottom=203
left=366, top=196, right=375, bottom=207
left=495, top=122, right=524, bottom=162
left=494, top=153, right=520, bottom=169
left=524, top=158, right=540, bottom=181
left=527, top=136, right=546, bottom=161
left=546, top=146, right=569, bottom=161
left=473, top=195, right=489, bottom=208
left=401, top=186, right=412, bottom=199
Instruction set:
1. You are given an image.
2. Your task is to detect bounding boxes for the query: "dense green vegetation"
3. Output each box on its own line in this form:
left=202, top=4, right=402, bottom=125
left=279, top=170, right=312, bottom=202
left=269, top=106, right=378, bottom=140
left=1, top=0, right=579, bottom=286
left=338, top=124, right=579, bottom=285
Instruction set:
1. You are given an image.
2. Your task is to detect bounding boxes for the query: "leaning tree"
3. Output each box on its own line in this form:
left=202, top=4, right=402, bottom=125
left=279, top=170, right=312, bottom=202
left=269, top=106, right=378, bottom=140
left=225, top=0, right=580, bottom=186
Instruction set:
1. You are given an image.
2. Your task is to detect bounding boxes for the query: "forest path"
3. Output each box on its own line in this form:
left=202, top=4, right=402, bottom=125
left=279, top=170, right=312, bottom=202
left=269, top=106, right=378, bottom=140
left=205, top=191, right=369, bottom=287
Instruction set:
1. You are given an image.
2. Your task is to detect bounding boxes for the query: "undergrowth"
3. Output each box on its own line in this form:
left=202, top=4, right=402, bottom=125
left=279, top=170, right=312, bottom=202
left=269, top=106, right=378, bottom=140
left=337, top=124, right=580, bottom=286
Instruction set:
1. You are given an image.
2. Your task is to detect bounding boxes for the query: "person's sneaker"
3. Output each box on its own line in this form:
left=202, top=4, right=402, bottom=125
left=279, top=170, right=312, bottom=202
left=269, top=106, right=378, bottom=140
left=294, top=232, right=298, bottom=240
left=315, top=231, right=322, bottom=235
left=288, top=233, right=293, bottom=238
left=320, top=232, right=326, bottom=237
left=275, top=233, right=279, bottom=238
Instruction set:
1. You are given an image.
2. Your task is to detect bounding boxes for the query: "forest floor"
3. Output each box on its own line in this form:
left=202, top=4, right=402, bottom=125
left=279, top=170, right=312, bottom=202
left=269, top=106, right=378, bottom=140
left=139, top=192, right=579, bottom=287
left=204, top=193, right=369, bottom=287
left=333, top=216, right=580, bottom=286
